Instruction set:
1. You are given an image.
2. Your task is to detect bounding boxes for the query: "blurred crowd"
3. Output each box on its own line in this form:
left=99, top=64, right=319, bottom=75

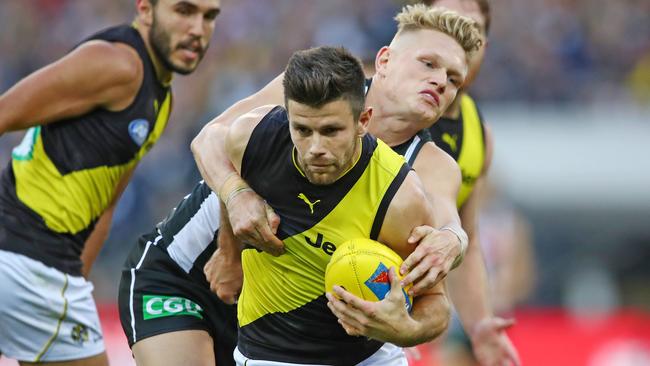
left=2, top=0, right=649, bottom=105
left=1, top=0, right=649, bottom=305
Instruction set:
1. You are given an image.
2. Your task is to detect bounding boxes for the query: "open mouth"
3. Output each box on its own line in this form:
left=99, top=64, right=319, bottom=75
left=177, top=41, right=203, bottom=61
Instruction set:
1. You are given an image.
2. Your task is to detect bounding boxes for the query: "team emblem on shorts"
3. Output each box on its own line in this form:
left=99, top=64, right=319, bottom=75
left=71, top=323, right=90, bottom=345
left=128, top=119, right=150, bottom=146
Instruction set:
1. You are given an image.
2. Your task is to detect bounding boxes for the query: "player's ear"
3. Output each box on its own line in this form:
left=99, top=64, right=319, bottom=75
left=136, top=0, right=154, bottom=27
left=374, top=47, right=390, bottom=78
left=357, top=107, right=372, bottom=137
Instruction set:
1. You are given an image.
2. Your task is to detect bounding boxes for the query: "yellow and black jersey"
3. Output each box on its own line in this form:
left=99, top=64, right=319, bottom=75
left=237, top=106, right=410, bottom=365
left=0, top=25, right=171, bottom=276
left=428, top=94, right=486, bottom=207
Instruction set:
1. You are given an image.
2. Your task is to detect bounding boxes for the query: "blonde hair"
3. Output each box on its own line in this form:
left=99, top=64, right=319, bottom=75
left=394, top=4, right=482, bottom=53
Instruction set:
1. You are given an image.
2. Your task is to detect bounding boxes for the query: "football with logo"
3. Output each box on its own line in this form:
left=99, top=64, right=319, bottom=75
left=325, top=238, right=413, bottom=312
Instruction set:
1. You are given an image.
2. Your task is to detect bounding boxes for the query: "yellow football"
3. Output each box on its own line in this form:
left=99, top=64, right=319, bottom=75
left=325, top=238, right=413, bottom=312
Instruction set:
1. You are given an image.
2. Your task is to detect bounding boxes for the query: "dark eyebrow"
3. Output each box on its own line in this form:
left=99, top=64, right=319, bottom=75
left=205, top=8, right=220, bottom=17
left=174, top=1, right=198, bottom=11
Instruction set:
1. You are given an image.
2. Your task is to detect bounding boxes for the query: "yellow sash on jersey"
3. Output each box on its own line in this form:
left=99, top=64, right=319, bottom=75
left=238, top=139, right=406, bottom=327
left=456, top=94, right=485, bottom=208
left=12, top=93, right=171, bottom=234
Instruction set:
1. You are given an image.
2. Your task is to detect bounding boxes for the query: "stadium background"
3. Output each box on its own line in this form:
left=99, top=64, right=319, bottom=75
left=1, top=0, right=649, bottom=365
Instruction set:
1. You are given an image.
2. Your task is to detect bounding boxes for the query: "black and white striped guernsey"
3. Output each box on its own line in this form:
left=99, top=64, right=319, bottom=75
left=153, top=180, right=221, bottom=274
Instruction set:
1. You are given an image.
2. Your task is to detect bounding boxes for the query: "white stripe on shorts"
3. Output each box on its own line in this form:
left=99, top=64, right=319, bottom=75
left=129, top=235, right=161, bottom=343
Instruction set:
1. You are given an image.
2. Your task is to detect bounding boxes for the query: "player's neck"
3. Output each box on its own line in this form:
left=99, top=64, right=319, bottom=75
left=443, top=93, right=463, bottom=120
left=365, top=81, right=426, bottom=147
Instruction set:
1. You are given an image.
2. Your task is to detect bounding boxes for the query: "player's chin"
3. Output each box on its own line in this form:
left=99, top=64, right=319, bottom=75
left=172, top=62, right=199, bottom=75
left=169, top=57, right=200, bottom=75
left=306, top=172, right=337, bottom=185
left=415, top=104, right=440, bottom=124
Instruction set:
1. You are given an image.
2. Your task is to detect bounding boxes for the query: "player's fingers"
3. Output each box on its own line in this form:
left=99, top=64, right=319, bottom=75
left=203, top=261, right=213, bottom=279
left=400, top=247, right=426, bottom=276
left=265, top=203, right=281, bottom=235
left=338, top=319, right=362, bottom=336
left=408, top=225, right=433, bottom=244
left=216, top=287, right=236, bottom=305
left=257, top=224, right=285, bottom=256
left=387, top=267, right=405, bottom=301
left=332, top=285, right=368, bottom=311
left=409, top=268, right=441, bottom=296
left=230, top=215, right=259, bottom=242
left=326, top=292, right=361, bottom=324
left=504, top=340, right=521, bottom=366
left=494, top=317, right=516, bottom=331
left=400, top=256, right=429, bottom=287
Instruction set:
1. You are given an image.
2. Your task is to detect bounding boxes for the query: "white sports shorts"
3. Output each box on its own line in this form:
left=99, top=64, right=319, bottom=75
left=0, top=250, right=105, bottom=362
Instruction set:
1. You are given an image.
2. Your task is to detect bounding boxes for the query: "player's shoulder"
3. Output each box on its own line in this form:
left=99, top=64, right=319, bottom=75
left=74, top=40, right=143, bottom=83
left=414, top=141, right=460, bottom=174
left=235, top=105, right=284, bottom=129
left=229, top=105, right=283, bottom=147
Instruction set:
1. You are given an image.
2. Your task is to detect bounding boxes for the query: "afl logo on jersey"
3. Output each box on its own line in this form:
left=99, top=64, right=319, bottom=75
left=128, top=119, right=150, bottom=146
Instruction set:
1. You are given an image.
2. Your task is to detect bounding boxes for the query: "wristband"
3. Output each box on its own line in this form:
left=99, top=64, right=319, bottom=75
left=440, top=225, right=468, bottom=268
left=224, top=186, right=254, bottom=208
left=218, top=172, right=241, bottom=199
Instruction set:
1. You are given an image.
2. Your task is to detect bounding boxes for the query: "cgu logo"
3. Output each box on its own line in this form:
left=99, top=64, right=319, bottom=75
left=304, top=233, right=337, bottom=256
left=143, top=295, right=203, bottom=320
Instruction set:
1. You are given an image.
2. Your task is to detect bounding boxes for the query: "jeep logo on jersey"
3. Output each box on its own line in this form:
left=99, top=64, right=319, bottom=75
left=304, top=233, right=337, bottom=255
left=128, top=119, right=150, bottom=146
left=143, top=295, right=203, bottom=320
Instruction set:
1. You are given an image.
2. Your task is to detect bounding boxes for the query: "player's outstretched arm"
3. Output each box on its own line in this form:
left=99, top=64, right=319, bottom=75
left=215, top=105, right=284, bottom=251
left=0, top=40, right=142, bottom=135
left=191, top=75, right=285, bottom=256
left=398, top=143, right=467, bottom=295
left=191, top=73, right=283, bottom=196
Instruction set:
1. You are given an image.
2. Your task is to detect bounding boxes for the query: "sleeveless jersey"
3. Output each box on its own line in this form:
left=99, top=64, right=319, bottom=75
left=0, top=25, right=172, bottom=276
left=429, top=94, right=486, bottom=207
left=237, top=106, right=410, bottom=364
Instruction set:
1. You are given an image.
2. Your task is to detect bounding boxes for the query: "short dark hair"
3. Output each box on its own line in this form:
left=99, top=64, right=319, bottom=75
left=422, top=0, right=491, bottom=35
left=283, top=46, right=366, bottom=121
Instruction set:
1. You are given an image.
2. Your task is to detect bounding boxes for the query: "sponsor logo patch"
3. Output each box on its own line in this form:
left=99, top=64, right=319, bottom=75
left=143, top=295, right=203, bottom=320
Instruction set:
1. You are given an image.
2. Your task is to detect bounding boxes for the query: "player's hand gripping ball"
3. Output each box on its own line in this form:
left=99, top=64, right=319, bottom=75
left=325, top=238, right=413, bottom=312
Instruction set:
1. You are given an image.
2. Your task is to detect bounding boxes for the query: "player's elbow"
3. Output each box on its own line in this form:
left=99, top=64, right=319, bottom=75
left=191, top=123, right=217, bottom=157
left=190, top=127, right=206, bottom=156
left=0, top=96, right=16, bottom=135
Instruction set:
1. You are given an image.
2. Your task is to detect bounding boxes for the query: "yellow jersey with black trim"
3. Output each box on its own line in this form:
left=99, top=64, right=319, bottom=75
left=0, top=25, right=171, bottom=276
left=237, top=106, right=410, bottom=365
left=428, top=94, right=486, bottom=207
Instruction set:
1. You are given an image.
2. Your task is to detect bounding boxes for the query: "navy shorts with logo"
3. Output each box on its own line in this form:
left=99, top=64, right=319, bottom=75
left=118, top=232, right=238, bottom=365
